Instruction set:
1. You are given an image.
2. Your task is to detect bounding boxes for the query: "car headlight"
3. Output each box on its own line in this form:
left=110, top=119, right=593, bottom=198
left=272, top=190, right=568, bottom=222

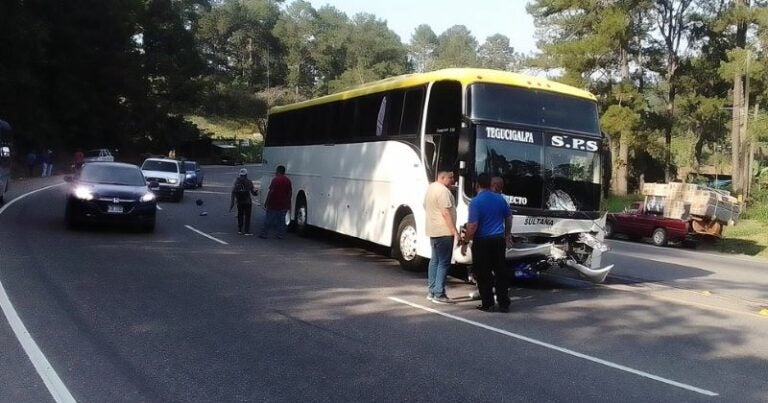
left=168, top=178, right=178, bottom=184
left=185, top=174, right=192, bottom=178
left=140, top=192, right=156, bottom=202
left=74, top=186, right=94, bottom=201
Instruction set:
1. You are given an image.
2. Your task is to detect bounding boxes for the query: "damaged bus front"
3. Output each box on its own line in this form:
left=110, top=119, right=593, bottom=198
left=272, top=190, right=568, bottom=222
left=458, top=83, right=613, bottom=282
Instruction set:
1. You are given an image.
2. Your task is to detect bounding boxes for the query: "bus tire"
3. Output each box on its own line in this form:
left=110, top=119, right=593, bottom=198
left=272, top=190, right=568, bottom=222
left=295, top=196, right=309, bottom=237
left=393, top=214, right=426, bottom=272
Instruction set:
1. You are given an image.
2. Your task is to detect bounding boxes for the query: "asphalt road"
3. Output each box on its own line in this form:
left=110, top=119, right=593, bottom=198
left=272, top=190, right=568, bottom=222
left=1, top=166, right=767, bottom=402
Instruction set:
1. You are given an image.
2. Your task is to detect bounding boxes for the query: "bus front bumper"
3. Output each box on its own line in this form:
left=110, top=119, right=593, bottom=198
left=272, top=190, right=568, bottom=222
left=505, top=240, right=614, bottom=283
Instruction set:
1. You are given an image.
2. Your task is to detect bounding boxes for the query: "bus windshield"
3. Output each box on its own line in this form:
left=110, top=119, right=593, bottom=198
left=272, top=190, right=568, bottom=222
left=470, top=83, right=600, bottom=135
left=472, top=129, right=602, bottom=213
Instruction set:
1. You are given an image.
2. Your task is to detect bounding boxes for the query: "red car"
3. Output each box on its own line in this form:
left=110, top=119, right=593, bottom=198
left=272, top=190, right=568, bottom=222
left=605, top=201, right=694, bottom=247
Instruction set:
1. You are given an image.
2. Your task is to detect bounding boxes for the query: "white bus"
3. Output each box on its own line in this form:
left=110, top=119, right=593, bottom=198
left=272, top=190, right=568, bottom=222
left=258, top=68, right=613, bottom=282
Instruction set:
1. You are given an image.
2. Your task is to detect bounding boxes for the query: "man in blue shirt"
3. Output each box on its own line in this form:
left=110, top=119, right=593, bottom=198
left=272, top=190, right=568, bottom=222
left=462, top=173, right=512, bottom=312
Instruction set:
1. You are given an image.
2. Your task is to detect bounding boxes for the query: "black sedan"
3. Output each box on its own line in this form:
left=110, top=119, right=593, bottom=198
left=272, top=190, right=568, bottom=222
left=65, top=162, right=158, bottom=232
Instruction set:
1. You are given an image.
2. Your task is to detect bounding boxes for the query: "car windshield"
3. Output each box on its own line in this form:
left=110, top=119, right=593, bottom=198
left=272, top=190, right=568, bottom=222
left=79, top=164, right=146, bottom=186
left=183, top=162, right=197, bottom=171
left=142, top=160, right=178, bottom=173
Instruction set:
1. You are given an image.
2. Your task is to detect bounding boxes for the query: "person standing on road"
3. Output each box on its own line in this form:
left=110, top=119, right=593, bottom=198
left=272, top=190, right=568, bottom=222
left=230, top=168, right=257, bottom=235
left=259, top=165, right=292, bottom=239
left=461, top=173, right=512, bottom=313
left=40, top=149, right=53, bottom=177
left=423, top=170, right=459, bottom=304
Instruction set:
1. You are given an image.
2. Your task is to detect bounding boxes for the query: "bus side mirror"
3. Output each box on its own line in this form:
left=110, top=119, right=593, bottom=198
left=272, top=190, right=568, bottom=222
left=458, top=126, right=472, bottom=161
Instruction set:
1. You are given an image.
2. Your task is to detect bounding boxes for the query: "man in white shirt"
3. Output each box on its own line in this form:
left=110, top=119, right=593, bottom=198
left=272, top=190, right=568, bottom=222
left=423, top=170, right=459, bottom=304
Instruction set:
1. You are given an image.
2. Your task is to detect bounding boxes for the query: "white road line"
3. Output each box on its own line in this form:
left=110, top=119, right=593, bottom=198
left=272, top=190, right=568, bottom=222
left=184, top=225, right=229, bottom=245
left=156, top=204, right=162, bottom=211
left=186, top=190, right=229, bottom=195
left=388, top=296, right=719, bottom=397
left=0, top=182, right=77, bottom=403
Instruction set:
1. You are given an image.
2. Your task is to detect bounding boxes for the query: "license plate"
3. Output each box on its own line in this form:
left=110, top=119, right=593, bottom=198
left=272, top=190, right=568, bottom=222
left=107, top=204, right=124, bottom=213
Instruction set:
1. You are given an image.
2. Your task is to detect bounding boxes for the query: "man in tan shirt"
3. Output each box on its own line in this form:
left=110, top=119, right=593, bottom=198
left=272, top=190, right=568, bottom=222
left=423, top=170, right=459, bottom=304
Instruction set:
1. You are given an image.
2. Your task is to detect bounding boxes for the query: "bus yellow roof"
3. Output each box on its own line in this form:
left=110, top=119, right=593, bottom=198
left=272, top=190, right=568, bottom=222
left=270, top=68, right=596, bottom=114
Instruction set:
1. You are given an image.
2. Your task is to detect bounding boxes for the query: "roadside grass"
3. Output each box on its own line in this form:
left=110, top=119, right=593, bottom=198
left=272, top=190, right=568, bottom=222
left=606, top=193, right=768, bottom=258
left=701, top=219, right=768, bottom=258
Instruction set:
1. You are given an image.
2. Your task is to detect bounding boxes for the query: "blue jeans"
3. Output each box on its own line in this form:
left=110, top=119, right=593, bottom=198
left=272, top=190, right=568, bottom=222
left=428, top=236, right=454, bottom=297
left=260, top=209, right=287, bottom=238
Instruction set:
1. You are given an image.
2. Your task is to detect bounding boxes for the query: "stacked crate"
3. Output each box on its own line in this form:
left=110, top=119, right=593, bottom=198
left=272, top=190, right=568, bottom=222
left=641, top=182, right=741, bottom=224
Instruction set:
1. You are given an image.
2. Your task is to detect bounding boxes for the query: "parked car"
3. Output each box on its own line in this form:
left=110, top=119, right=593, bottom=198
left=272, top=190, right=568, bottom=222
left=83, top=148, right=115, bottom=162
left=605, top=201, right=696, bottom=247
left=140, top=158, right=185, bottom=202
left=182, top=160, right=204, bottom=188
left=65, top=162, right=157, bottom=232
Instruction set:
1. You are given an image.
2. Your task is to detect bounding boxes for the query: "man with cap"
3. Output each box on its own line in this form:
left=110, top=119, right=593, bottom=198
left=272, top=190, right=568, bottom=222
left=230, top=168, right=257, bottom=235
left=259, top=165, right=292, bottom=239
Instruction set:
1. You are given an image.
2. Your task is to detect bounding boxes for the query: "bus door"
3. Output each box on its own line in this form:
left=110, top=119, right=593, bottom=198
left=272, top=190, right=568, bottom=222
left=424, top=81, right=463, bottom=182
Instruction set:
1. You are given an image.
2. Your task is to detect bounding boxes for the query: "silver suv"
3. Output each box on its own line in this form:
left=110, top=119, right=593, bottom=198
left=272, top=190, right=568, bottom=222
left=140, top=158, right=185, bottom=202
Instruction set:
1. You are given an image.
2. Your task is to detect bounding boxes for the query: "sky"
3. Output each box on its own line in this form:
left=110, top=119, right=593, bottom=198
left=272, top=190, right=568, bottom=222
left=305, top=0, right=539, bottom=55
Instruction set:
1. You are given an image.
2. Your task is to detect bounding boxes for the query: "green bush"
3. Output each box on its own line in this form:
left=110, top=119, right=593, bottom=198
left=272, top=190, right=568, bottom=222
left=605, top=193, right=643, bottom=213
left=743, top=184, right=768, bottom=224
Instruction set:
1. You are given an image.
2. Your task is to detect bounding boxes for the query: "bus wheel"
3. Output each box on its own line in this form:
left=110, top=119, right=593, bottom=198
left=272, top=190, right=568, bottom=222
left=295, top=197, right=309, bottom=237
left=394, top=214, right=426, bottom=271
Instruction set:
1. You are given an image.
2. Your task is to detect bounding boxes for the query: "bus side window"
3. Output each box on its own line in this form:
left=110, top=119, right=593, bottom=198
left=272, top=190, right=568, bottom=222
left=426, top=81, right=462, bottom=174
left=359, top=95, right=381, bottom=139
left=400, top=88, right=424, bottom=135
left=385, top=90, right=404, bottom=136
left=426, top=81, right=462, bottom=135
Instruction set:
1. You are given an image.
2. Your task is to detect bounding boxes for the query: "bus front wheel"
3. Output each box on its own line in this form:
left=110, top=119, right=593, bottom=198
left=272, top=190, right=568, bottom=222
left=394, top=214, right=426, bottom=271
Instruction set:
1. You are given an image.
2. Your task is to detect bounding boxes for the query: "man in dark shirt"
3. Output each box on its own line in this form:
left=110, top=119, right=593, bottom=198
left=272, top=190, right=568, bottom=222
left=230, top=168, right=257, bottom=235
left=462, top=173, right=512, bottom=312
left=259, top=165, right=292, bottom=239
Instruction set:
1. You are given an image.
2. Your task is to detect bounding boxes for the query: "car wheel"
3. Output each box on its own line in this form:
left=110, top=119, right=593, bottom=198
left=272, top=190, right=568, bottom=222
left=604, top=221, right=615, bottom=239
left=294, top=197, right=309, bottom=237
left=651, top=228, right=668, bottom=247
left=393, top=214, right=427, bottom=272
left=175, top=189, right=184, bottom=202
